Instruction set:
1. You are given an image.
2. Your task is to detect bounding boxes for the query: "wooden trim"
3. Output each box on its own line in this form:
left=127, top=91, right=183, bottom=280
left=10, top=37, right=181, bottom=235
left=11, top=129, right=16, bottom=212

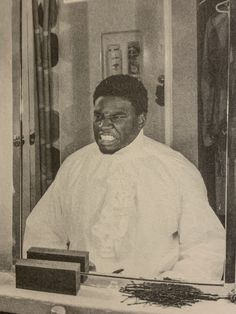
left=225, top=2, right=236, bottom=284
left=164, top=0, right=173, bottom=146
left=12, top=0, right=22, bottom=263
left=21, top=0, right=32, bottom=250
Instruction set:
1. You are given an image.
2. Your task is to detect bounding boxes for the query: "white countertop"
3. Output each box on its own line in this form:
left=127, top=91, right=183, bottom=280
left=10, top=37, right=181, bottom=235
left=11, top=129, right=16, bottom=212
left=0, top=272, right=235, bottom=314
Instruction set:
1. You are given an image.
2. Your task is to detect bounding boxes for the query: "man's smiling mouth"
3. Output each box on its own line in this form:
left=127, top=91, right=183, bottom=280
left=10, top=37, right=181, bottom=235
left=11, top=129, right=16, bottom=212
left=99, top=133, right=118, bottom=145
left=100, top=134, right=115, bottom=141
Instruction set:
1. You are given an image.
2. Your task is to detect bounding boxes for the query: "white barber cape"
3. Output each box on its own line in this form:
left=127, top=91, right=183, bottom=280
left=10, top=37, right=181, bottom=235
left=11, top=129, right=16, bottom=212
left=23, top=132, right=225, bottom=281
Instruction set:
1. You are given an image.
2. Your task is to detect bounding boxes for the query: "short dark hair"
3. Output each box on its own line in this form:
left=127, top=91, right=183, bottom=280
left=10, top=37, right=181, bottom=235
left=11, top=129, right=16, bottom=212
left=93, top=75, right=148, bottom=115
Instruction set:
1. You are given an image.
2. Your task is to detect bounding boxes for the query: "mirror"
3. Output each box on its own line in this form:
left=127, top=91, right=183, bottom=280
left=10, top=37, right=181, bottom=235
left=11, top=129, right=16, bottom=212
left=10, top=0, right=232, bottom=285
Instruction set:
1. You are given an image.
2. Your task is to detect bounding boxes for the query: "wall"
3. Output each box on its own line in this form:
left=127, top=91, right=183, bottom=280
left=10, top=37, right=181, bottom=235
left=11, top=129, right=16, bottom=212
left=0, top=0, right=13, bottom=270
left=58, top=1, right=92, bottom=162
left=136, top=0, right=165, bottom=143
left=172, top=0, right=198, bottom=165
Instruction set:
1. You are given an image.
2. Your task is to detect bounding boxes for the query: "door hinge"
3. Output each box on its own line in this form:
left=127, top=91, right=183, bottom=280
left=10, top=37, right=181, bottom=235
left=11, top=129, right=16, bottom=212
left=13, top=135, right=25, bottom=147
left=29, top=132, right=36, bottom=145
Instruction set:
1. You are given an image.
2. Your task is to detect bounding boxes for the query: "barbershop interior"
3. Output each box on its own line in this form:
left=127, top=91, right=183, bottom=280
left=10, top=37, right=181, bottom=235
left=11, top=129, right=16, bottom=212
left=1, top=0, right=236, bottom=313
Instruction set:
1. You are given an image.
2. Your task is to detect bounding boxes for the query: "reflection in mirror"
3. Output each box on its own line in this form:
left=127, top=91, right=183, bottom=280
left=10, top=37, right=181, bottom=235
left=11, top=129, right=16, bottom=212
left=10, top=0, right=230, bottom=285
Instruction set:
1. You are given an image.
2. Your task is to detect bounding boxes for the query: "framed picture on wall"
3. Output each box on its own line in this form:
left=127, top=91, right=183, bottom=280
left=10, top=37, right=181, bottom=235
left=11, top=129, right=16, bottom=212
left=101, top=30, right=143, bottom=80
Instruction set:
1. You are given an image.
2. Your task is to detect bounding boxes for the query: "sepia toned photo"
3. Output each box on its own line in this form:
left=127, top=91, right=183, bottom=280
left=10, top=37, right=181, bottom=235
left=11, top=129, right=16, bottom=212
left=0, top=0, right=236, bottom=313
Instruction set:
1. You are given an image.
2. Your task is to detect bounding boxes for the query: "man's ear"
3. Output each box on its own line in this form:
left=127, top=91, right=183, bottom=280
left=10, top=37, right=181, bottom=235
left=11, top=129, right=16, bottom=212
left=137, top=112, right=147, bottom=129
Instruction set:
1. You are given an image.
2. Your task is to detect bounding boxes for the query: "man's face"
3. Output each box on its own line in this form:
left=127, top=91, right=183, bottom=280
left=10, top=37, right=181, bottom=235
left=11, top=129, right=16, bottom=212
left=93, top=96, right=144, bottom=154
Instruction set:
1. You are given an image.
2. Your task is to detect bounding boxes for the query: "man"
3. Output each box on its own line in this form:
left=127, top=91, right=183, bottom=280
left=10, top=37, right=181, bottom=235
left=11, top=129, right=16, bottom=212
left=23, top=75, right=225, bottom=281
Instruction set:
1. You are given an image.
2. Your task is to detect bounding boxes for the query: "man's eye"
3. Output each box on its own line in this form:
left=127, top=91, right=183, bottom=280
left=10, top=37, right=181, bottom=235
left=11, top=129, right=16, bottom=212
left=94, top=114, right=102, bottom=121
left=111, top=115, right=126, bottom=122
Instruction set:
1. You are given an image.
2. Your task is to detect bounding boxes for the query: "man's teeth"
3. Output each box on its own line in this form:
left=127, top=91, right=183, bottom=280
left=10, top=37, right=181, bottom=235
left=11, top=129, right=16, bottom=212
left=100, top=134, right=115, bottom=141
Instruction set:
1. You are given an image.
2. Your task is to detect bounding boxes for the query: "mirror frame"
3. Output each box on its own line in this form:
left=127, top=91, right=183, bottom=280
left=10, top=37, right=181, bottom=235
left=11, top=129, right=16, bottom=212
left=9, top=0, right=235, bottom=289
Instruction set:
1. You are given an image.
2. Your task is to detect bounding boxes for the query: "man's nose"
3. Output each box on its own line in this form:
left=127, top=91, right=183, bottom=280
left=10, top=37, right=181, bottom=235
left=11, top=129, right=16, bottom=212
left=99, top=117, right=113, bottom=128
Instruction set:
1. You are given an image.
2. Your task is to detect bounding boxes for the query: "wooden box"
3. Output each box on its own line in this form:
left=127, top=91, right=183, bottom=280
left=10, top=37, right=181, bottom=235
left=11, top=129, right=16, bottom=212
left=15, top=259, right=80, bottom=295
left=27, top=247, right=89, bottom=283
